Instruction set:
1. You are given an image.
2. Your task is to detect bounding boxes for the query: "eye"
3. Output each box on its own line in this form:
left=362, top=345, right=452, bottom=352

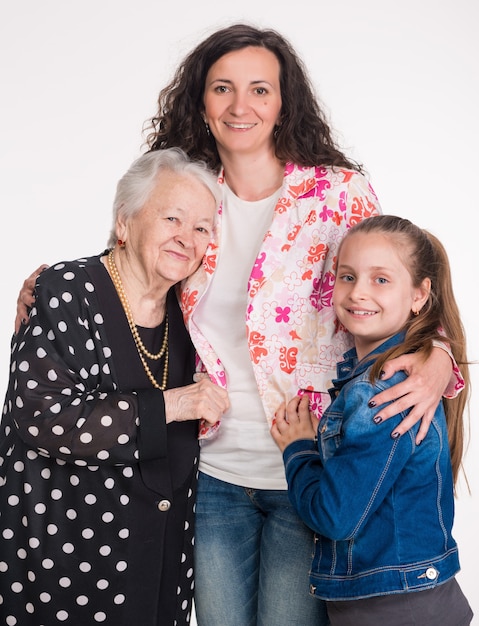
left=196, top=227, right=210, bottom=235
left=376, top=277, right=389, bottom=285
left=339, top=274, right=354, bottom=283
left=214, top=85, right=230, bottom=94
left=253, top=87, right=268, bottom=96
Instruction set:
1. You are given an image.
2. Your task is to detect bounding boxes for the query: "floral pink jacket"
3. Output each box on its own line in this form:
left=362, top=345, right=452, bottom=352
left=180, top=164, right=382, bottom=439
left=180, top=163, right=463, bottom=439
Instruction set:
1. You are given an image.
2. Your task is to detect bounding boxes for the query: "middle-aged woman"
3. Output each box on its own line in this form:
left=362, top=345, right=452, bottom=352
left=147, top=24, right=463, bottom=626
left=15, top=24, right=464, bottom=626
left=0, top=148, right=230, bottom=626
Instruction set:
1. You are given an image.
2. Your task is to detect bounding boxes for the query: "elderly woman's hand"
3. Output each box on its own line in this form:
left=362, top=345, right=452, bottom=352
left=14, top=264, right=49, bottom=334
left=164, top=378, right=230, bottom=425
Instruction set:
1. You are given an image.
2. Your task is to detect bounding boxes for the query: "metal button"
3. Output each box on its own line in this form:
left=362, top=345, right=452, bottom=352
left=425, top=567, right=438, bottom=580
left=157, top=499, right=171, bottom=512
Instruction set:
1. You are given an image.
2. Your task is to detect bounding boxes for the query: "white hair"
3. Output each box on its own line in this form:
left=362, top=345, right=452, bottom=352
left=107, top=147, right=220, bottom=248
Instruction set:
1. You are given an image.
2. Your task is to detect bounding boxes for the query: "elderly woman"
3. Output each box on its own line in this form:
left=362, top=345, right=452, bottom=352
left=0, top=148, right=229, bottom=625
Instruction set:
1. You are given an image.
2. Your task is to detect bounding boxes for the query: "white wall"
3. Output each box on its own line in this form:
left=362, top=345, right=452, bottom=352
left=1, top=1, right=477, bottom=623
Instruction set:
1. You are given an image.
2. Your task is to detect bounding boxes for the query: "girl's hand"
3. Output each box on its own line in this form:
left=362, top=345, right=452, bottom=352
left=14, top=264, right=49, bottom=334
left=271, top=395, right=316, bottom=452
left=368, top=347, right=452, bottom=443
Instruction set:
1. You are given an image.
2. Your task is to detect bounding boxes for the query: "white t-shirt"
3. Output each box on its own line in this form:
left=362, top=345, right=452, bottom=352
left=195, top=183, right=288, bottom=489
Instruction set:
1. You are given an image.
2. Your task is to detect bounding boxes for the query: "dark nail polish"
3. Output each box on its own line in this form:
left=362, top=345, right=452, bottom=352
left=391, top=431, right=400, bottom=439
left=373, top=416, right=382, bottom=424
left=416, top=439, right=422, bottom=446
left=368, top=400, right=376, bottom=408
left=379, top=370, right=385, bottom=379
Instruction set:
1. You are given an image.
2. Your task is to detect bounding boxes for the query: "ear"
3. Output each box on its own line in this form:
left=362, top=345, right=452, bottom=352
left=116, top=212, right=128, bottom=243
left=412, top=277, right=431, bottom=314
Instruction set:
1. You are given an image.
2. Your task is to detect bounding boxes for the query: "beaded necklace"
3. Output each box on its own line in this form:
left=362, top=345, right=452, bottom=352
left=108, top=248, right=169, bottom=390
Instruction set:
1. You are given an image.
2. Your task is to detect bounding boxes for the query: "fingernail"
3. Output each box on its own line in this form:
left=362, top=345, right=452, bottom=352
left=379, top=370, right=385, bottom=379
left=416, top=439, right=422, bottom=446
left=22, top=318, right=26, bottom=325
left=368, top=400, right=376, bottom=408
left=391, top=431, right=401, bottom=439
left=373, top=416, right=382, bottom=424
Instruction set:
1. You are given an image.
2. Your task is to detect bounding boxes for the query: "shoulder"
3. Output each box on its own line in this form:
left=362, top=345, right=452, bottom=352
left=285, top=163, right=369, bottom=185
left=335, top=365, right=408, bottom=405
left=33, top=254, right=107, bottom=314
left=340, top=367, right=409, bottom=414
left=330, top=167, right=380, bottom=205
left=284, top=164, right=380, bottom=206
left=327, top=369, right=411, bottom=434
left=37, top=254, right=105, bottom=288
left=352, top=365, right=408, bottom=391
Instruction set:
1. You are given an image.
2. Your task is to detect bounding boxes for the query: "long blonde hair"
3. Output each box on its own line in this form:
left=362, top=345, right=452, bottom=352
left=338, top=215, right=470, bottom=485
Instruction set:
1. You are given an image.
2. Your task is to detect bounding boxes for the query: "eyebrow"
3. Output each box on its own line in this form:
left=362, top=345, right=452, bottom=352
left=168, top=206, right=214, bottom=222
left=337, top=264, right=393, bottom=272
left=208, top=78, right=273, bottom=86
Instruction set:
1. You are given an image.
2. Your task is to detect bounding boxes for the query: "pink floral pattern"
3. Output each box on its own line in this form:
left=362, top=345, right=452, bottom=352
left=185, top=166, right=463, bottom=440
left=183, top=164, right=383, bottom=438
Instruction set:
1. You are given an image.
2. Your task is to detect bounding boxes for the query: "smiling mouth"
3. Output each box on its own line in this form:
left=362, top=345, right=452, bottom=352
left=348, top=309, right=377, bottom=316
left=224, top=122, right=256, bottom=129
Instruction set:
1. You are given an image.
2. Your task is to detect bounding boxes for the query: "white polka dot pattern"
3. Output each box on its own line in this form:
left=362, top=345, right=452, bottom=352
left=0, top=256, right=197, bottom=625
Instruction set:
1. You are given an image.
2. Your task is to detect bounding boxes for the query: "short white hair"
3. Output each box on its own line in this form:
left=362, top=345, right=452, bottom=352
left=107, top=147, right=220, bottom=248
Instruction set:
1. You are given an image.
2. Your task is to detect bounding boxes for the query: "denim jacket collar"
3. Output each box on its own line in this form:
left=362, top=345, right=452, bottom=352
left=330, top=331, right=407, bottom=399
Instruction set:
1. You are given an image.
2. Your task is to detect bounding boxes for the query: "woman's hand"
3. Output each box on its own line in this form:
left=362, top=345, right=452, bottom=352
left=164, top=378, right=230, bottom=425
left=271, top=395, right=316, bottom=453
left=14, top=264, right=49, bottom=334
left=368, top=347, right=452, bottom=443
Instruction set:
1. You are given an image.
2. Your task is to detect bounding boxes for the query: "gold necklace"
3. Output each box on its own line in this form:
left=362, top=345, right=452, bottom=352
left=108, top=248, right=169, bottom=390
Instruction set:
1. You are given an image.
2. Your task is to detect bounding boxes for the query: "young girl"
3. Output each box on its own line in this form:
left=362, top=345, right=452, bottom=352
left=271, top=214, right=473, bottom=626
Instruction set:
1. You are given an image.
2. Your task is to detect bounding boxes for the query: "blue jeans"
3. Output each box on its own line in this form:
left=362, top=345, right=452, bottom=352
left=194, top=472, right=329, bottom=626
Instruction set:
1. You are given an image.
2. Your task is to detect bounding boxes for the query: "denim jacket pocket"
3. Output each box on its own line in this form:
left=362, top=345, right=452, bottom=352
left=318, top=412, right=343, bottom=461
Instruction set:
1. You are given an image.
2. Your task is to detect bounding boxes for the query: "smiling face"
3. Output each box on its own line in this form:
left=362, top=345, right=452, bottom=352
left=333, top=231, right=430, bottom=359
left=117, top=170, right=216, bottom=290
left=203, top=46, right=282, bottom=161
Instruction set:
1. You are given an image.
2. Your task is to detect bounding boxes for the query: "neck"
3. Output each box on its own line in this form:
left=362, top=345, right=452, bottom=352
left=106, top=248, right=169, bottom=390
left=220, top=151, right=284, bottom=201
left=105, top=248, right=168, bottom=327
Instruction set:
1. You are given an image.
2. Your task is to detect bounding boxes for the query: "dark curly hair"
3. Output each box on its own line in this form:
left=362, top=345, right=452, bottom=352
left=144, top=23, right=361, bottom=173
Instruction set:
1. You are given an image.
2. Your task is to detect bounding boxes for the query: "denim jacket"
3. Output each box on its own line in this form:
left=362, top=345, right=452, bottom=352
left=283, top=332, right=460, bottom=600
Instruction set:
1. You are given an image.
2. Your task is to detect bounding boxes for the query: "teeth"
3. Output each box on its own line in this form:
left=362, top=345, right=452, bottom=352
left=350, top=310, right=375, bottom=316
left=226, top=123, right=255, bottom=129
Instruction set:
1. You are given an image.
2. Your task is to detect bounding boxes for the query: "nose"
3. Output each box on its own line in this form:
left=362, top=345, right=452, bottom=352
left=174, top=227, right=194, bottom=249
left=348, top=280, right=367, bottom=301
left=229, top=91, right=250, bottom=116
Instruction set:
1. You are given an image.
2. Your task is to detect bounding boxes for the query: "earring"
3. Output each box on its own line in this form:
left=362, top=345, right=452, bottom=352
left=205, top=122, right=210, bottom=136
left=412, top=309, right=420, bottom=317
left=117, top=239, right=126, bottom=248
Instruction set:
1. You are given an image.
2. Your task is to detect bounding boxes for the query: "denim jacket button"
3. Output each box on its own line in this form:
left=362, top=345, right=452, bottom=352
left=425, top=567, right=438, bottom=580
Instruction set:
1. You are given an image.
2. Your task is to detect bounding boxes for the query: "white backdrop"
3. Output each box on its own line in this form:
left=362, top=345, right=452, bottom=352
left=1, top=1, right=478, bottom=623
